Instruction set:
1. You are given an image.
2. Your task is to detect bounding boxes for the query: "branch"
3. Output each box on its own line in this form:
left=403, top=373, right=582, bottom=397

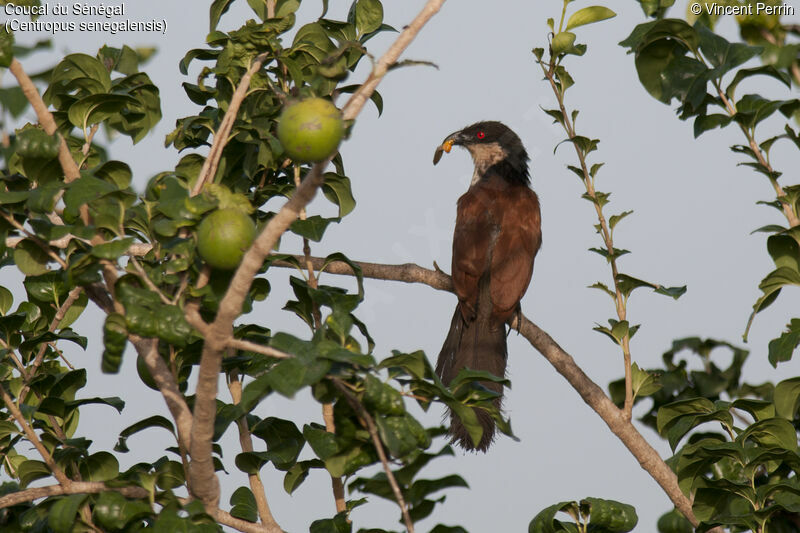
left=540, top=59, right=635, bottom=420
left=187, top=0, right=449, bottom=508
left=0, top=382, right=71, bottom=486
left=131, top=336, right=193, bottom=453
left=228, top=374, right=282, bottom=531
left=18, top=286, right=83, bottom=403
left=8, top=59, right=80, bottom=183
left=0, top=484, right=272, bottom=533
left=270, top=256, right=700, bottom=527
left=0, top=482, right=147, bottom=509
left=190, top=52, right=270, bottom=197
left=333, top=379, right=414, bottom=533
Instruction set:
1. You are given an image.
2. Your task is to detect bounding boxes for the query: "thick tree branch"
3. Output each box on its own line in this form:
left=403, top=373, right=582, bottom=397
left=187, top=0, right=448, bottom=508
left=270, top=255, right=700, bottom=527
left=0, top=482, right=147, bottom=509
left=131, top=336, right=193, bottom=453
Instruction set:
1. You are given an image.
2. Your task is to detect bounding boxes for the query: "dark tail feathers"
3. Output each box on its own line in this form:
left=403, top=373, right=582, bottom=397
left=435, top=304, right=507, bottom=452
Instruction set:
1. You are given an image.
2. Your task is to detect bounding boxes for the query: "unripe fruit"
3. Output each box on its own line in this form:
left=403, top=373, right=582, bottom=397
left=196, top=208, right=257, bottom=270
left=277, top=97, right=344, bottom=162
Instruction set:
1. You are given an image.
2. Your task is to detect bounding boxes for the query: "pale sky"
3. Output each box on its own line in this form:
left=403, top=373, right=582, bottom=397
left=3, top=1, right=800, bottom=531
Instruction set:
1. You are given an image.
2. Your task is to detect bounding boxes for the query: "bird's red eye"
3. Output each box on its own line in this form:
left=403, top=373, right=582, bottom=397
left=477, top=131, right=485, bottom=139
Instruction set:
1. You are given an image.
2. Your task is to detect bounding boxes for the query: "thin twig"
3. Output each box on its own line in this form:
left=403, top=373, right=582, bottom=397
left=228, top=338, right=291, bottom=359
left=541, top=59, right=635, bottom=420
left=0, top=211, right=68, bottom=269
left=187, top=0, right=449, bottom=509
left=332, top=379, right=414, bottom=532
left=18, top=286, right=83, bottom=403
left=270, top=255, right=700, bottom=527
left=190, top=52, right=270, bottom=197
left=0, top=382, right=71, bottom=486
left=228, top=374, right=281, bottom=530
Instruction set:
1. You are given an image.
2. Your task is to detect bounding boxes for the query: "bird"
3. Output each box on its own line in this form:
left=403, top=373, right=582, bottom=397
left=433, top=121, right=541, bottom=452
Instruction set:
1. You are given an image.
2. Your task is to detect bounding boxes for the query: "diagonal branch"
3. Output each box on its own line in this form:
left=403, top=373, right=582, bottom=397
left=269, top=255, right=700, bottom=527
left=333, top=378, right=414, bottom=532
left=190, top=51, right=270, bottom=197
left=187, top=0, right=449, bottom=509
left=18, top=286, right=83, bottom=403
left=8, top=59, right=80, bottom=183
left=0, top=382, right=71, bottom=486
left=131, top=336, right=193, bottom=453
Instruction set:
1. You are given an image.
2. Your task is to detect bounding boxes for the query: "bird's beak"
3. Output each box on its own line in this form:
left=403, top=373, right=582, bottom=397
left=433, top=131, right=461, bottom=166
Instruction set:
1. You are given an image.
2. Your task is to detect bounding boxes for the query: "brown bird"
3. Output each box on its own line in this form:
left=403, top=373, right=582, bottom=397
left=433, top=121, right=541, bottom=451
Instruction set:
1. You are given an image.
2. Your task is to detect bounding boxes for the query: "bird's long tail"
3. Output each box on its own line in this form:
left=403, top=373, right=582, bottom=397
left=435, top=304, right=507, bottom=452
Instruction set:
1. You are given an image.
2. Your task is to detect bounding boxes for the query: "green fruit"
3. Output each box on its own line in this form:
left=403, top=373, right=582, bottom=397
left=277, top=97, right=344, bottom=162
left=196, top=208, right=257, bottom=270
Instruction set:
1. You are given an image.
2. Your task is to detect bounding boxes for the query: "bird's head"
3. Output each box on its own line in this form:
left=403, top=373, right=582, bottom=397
left=433, top=121, right=530, bottom=184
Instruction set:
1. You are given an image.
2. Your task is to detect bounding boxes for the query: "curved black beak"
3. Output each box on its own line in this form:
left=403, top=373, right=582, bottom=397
left=433, top=130, right=463, bottom=166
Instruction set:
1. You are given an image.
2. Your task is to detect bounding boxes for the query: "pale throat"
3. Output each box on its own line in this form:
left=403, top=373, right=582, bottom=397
left=467, top=142, right=507, bottom=185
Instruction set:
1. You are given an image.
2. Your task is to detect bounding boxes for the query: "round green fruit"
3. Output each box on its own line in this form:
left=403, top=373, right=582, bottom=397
left=277, top=97, right=344, bottom=163
left=196, top=208, right=257, bottom=270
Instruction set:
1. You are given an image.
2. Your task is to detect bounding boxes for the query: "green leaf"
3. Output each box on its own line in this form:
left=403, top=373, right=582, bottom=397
left=79, top=451, right=119, bottom=482
left=13, top=240, right=50, bottom=276
left=322, top=172, right=356, bottom=217
left=0, top=286, right=13, bottom=315
left=115, top=415, right=175, bottom=452
left=745, top=267, right=800, bottom=339
left=726, top=65, right=791, bottom=99
left=209, top=0, right=235, bottom=31
left=250, top=417, right=305, bottom=469
left=67, top=94, right=138, bottom=131
left=48, top=494, right=88, bottom=533
left=768, top=319, right=800, bottom=367
left=656, top=509, right=693, bottom=533
left=229, top=487, right=258, bottom=523
left=551, top=32, right=577, bottom=56
left=529, top=501, right=580, bottom=533
left=565, top=6, right=616, bottom=31
left=289, top=215, right=339, bottom=242
left=774, top=377, right=800, bottom=420
left=93, top=491, right=151, bottom=530
left=355, top=0, right=383, bottom=36
left=582, top=497, right=638, bottom=531
left=609, top=210, right=633, bottom=231
left=696, top=24, right=761, bottom=78
left=693, top=114, right=732, bottom=137
left=91, top=238, right=134, bottom=260
left=0, top=25, right=14, bottom=68
left=18, top=459, right=50, bottom=488
left=632, top=362, right=662, bottom=398
left=737, top=418, right=798, bottom=451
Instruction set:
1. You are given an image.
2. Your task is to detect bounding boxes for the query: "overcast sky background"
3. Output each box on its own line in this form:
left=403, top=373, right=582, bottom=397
left=3, top=0, right=800, bottom=531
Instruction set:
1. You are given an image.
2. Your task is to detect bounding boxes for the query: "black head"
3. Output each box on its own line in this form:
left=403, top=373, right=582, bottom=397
left=433, top=121, right=530, bottom=185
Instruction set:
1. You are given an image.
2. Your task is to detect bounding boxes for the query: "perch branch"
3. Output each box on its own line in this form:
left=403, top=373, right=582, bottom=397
left=270, top=255, right=700, bottom=527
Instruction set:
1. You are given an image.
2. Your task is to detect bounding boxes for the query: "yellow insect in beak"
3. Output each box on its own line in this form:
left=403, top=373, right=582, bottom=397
left=433, top=139, right=455, bottom=166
